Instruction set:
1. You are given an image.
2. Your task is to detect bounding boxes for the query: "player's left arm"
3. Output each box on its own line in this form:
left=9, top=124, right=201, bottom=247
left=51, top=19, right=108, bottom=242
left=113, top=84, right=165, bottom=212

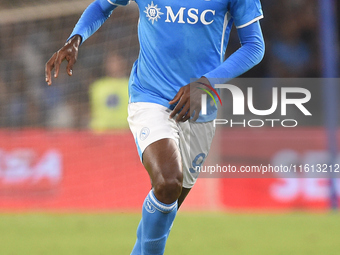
left=204, top=20, right=265, bottom=83
left=170, top=20, right=265, bottom=122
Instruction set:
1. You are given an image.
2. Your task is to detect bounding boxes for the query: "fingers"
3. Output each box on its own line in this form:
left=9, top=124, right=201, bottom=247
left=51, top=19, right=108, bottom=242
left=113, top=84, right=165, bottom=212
left=170, top=96, right=199, bottom=122
left=176, top=103, right=190, bottom=122
left=170, top=99, right=185, bottom=119
left=53, top=51, right=62, bottom=79
left=45, top=48, right=77, bottom=85
left=45, top=51, right=63, bottom=86
left=176, top=103, right=201, bottom=122
left=169, top=88, right=183, bottom=105
left=191, top=107, right=201, bottom=122
left=45, top=52, right=57, bottom=86
left=169, top=88, right=185, bottom=119
left=169, top=85, right=202, bottom=122
left=66, top=57, right=75, bottom=76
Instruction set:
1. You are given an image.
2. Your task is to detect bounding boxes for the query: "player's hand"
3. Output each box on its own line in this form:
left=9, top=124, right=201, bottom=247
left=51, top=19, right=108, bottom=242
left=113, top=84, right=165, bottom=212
left=169, top=77, right=212, bottom=122
left=45, top=35, right=82, bottom=86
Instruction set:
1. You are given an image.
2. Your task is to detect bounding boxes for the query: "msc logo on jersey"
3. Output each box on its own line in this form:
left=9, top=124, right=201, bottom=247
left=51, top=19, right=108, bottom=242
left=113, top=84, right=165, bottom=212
left=144, top=1, right=215, bottom=25
left=144, top=1, right=164, bottom=24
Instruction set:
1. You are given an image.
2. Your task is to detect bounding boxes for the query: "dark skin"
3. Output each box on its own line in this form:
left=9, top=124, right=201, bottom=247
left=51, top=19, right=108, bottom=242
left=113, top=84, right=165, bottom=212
left=45, top=35, right=211, bottom=206
left=45, top=35, right=81, bottom=86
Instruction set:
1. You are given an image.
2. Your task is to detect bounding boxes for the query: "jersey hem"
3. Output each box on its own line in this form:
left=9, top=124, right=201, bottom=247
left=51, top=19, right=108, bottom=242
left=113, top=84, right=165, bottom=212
left=128, top=100, right=216, bottom=123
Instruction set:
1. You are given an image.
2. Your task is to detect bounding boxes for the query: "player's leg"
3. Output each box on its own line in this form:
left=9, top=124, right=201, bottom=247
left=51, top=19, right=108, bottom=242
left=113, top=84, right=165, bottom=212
left=131, top=139, right=182, bottom=255
left=131, top=182, right=189, bottom=254
left=135, top=119, right=215, bottom=255
left=138, top=138, right=182, bottom=254
left=131, top=185, right=186, bottom=255
left=137, top=120, right=213, bottom=254
left=143, top=138, right=183, bottom=204
left=128, top=103, right=183, bottom=255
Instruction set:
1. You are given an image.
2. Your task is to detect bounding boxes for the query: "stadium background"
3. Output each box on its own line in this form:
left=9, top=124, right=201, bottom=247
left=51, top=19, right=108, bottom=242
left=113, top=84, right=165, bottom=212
left=0, top=0, right=340, bottom=254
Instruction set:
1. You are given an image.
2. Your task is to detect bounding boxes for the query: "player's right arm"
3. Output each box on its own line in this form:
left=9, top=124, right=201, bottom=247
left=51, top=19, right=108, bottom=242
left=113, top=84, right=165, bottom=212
left=45, top=0, right=127, bottom=85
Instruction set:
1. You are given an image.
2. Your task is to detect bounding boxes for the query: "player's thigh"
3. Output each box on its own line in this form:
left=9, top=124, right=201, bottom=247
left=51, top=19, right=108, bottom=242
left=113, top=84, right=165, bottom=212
left=142, top=138, right=182, bottom=188
left=128, top=102, right=183, bottom=183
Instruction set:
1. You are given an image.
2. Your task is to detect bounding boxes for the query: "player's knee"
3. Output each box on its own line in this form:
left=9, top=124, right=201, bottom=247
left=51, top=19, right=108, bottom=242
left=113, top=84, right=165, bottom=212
left=153, top=173, right=183, bottom=204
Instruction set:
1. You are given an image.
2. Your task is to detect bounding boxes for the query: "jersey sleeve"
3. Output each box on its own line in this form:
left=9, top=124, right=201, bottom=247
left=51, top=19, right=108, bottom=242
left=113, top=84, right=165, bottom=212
left=204, top=21, right=265, bottom=86
left=229, top=0, right=263, bottom=29
left=67, top=0, right=119, bottom=44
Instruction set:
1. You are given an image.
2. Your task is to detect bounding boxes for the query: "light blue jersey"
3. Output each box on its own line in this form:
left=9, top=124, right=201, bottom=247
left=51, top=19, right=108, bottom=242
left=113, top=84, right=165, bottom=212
left=68, top=0, right=264, bottom=122
left=128, top=0, right=263, bottom=121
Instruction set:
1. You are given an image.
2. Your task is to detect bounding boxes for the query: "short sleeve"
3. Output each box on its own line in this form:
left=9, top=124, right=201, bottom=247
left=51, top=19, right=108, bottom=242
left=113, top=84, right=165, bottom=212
left=106, top=0, right=130, bottom=6
left=229, top=0, right=263, bottom=29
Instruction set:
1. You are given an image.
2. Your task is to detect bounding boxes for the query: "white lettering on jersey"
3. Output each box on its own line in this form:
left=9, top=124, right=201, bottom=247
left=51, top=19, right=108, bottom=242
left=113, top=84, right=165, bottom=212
left=145, top=2, right=215, bottom=25
left=187, top=8, right=199, bottom=24
left=200, top=9, right=215, bottom=25
left=165, top=6, right=186, bottom=23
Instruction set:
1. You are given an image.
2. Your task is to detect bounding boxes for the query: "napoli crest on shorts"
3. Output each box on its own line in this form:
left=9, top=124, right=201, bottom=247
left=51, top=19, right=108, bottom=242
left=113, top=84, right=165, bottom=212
left=140, top=127, right=150, bottom=141
left=145, top=197, right=156, bottom=213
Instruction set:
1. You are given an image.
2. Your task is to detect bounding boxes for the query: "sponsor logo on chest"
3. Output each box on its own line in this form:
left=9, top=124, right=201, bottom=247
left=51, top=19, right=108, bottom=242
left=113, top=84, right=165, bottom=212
left=144, top=1, right=215, bottom=25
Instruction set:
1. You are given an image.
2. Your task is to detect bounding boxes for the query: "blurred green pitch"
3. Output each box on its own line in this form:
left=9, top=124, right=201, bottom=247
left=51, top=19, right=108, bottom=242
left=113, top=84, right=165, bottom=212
left=0, top=212, right=339, bottom=255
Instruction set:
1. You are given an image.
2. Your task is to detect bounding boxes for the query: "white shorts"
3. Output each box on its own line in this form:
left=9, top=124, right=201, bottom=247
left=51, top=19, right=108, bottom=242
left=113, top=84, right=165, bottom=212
left=127, top=102, right=215, bottom=188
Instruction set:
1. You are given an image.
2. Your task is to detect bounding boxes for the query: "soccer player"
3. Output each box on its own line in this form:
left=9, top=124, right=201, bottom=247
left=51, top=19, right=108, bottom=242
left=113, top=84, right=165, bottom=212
left=45, top=0, right=265, bottom=254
